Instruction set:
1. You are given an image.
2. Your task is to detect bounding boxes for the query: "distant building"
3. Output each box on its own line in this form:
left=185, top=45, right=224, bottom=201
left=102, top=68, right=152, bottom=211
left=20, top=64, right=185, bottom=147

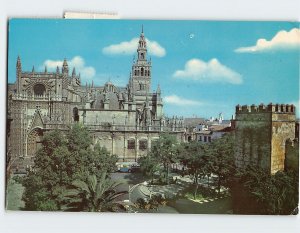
left=181, top=113, right=232, bottom=143
left=233, top=103, right=297, bottom=174
left=195, top=124, right=232, bottom=143
left=183, top=117, right=206, bottom=142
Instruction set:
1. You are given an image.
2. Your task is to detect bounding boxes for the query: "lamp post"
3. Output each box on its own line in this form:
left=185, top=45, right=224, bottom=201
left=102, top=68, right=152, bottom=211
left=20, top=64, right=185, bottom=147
left=111, top=132, right=115, bottom=155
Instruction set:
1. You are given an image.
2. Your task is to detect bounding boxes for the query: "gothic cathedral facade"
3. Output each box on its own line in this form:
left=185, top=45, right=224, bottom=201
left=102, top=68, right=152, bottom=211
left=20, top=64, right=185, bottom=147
left=7, top=29, right=186, bottom=170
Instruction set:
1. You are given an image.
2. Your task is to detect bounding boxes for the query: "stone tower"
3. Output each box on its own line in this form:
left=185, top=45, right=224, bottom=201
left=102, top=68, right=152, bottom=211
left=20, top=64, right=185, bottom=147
left=129, top=26, right=152, bottom=95
left=234, top=103, right=296, bottom=174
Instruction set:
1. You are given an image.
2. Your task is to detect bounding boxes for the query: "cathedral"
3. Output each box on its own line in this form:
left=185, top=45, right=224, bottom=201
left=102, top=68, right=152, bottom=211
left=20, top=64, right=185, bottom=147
left=7, top=29, right=186, bottom=171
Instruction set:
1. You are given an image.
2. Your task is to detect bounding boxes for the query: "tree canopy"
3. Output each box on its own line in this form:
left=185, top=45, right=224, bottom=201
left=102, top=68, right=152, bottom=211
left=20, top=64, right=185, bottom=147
left=234, top=165, right=299, bottom=215
left=22, top=124, right=118, bottom=211
left=148, top=133, right=179, bottom=184
left=63, top=172, right=127, bottom=212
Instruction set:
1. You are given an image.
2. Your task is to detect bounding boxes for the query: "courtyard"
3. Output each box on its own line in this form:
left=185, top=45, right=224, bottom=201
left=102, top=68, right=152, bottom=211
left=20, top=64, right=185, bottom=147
left=7, top=171, right=233, bottom=214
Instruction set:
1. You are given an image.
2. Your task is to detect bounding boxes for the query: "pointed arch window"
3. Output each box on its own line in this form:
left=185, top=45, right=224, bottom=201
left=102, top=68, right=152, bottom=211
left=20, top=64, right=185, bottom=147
left=139, top=140, right=148, bottom=150
left=73, top=107, right=79, bottom=122
left=128, top=139, right=135, bottom=149
left=141, top=68, right=144, bottom=76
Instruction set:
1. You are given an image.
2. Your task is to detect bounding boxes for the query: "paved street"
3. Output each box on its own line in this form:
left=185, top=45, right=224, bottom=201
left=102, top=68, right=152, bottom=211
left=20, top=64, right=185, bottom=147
left=168, top=196, right=232, bottom=214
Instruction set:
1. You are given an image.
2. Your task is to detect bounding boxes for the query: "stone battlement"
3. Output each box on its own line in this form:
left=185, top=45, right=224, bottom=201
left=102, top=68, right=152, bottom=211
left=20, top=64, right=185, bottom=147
left=236, top=103, right=296, bottom=114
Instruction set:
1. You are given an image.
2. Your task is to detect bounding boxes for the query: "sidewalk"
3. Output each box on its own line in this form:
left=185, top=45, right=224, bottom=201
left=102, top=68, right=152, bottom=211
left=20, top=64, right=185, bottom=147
left=141, top=175, right=193, bottom=199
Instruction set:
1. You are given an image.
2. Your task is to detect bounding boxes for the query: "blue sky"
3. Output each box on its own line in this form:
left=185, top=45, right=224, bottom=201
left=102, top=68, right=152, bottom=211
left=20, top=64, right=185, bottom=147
left=8, top=19, right=299, bottom=119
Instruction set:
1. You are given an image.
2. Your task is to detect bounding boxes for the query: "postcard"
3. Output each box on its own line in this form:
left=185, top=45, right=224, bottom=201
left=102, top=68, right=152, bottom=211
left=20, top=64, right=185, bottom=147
left=6, top=19, right=299, bottom=214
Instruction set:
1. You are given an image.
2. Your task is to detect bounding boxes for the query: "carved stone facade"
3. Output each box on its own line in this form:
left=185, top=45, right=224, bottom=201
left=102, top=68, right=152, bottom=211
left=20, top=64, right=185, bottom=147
left=7, top=29, right=186, bottom=171
left=233, top=103, right=297, bottom=174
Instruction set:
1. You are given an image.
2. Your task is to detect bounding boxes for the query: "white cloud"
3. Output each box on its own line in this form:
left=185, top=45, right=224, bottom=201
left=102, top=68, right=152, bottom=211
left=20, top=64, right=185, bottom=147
left=42, top=56, right=96, bottom=83
left=235, top=28, right=300, bottom=53
left=173, top=58, right=242, bottom=84
left=164, top=95, right=203, bottom=106
left=102, top=37, right=166, bottom=57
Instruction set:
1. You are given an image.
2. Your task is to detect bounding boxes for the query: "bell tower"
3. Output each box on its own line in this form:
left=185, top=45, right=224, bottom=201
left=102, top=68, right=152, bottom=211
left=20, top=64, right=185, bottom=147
left=130, top=26, right=152, bottom=95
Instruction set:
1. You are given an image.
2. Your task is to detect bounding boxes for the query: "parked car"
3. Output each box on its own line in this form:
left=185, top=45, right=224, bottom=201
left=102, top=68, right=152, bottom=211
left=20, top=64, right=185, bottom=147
left=119, top=166, right=132, bottom=173
left=116, top=162, right=140, bottom=173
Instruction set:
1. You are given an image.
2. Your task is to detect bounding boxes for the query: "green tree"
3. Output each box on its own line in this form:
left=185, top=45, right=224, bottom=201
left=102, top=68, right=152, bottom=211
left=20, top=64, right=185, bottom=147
left=22, top=130, right=71, bottom=210
left=63, top=172, right=127, bottom=212
left=91, top=144, right=118, bottom=174
left=237, top=165, right=299, bottom=214
left=138, top=155, right=161, bottom=183
left=178, top=141, right=210, bottom=199
left=22, top=124, right=118, bottom=211
left=150, top=133, right=179, bottom=184
left=207, top=133, right=236, bottom=194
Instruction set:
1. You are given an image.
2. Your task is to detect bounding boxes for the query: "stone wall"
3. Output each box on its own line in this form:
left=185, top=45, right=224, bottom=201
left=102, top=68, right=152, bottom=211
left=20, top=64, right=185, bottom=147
left=234, top=104, right=296, bottom=174
left=285, top=139, right=299, bottom=172
left=80, top=109, right=136, bottom=126
left=234, top=112, right=272, bottom=170
left=271, top=113, right=296, bottom=173
left=91, top=130, right=184, bottom=162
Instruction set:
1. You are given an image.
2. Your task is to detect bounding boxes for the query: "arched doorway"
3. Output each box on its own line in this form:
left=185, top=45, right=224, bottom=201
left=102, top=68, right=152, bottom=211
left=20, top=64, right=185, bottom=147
left=27, top=128, right=43, bottom=157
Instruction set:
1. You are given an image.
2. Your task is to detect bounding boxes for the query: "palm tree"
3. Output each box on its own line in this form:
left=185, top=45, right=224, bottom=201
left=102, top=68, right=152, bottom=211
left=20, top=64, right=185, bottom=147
left=63, top=172, right=128, bottom=212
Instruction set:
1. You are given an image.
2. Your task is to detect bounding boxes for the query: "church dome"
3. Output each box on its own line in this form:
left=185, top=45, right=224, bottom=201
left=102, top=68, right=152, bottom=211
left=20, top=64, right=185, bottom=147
left=94, top=92, right=120, bottom=110
left=104, top=81, right=118, bottom=93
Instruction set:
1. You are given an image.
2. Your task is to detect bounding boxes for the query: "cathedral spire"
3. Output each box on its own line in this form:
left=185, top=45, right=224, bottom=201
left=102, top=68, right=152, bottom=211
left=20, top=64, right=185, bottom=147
left=72, top=67, right=76, bottom=77
left=62, top=58, right=69, bottom=74
left=157, top=84, right=161, bottom=94
left=16, top=56, right=22, bottom=94
left=63, top=58, right=68, bottom=66
left=137, top=27, right=147, bottom=60
left=16, top=56, right=22, bottom=71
